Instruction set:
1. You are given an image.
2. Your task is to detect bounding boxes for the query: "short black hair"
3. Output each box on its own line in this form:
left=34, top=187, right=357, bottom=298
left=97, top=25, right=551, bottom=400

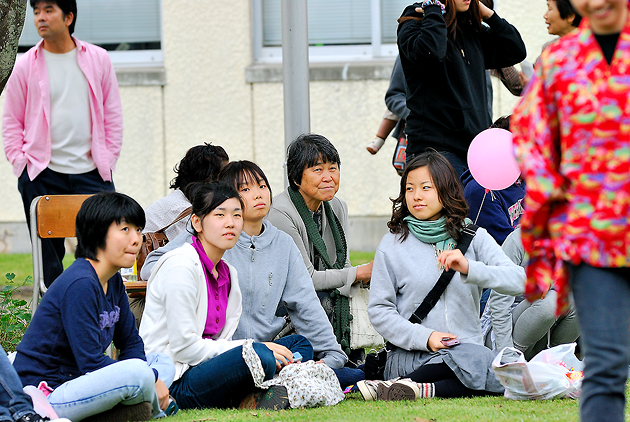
left=218, top=160, right=272, bottom=201
left=75, top=192, right=145, bottom=261
left=170, top=143, right=229, bottom=202
left=286, top=133, right=341, bottom=190
left=490, top=115, right=511, bottom=131
left=555, top=0, right=582, bottom=27
left=31, top=0, right=77, bottom=35
left=189, top=181, right=244, bottom=238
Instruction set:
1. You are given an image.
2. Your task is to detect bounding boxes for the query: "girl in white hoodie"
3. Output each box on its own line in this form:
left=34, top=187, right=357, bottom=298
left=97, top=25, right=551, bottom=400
left=140, top=181, right=289, bottom=409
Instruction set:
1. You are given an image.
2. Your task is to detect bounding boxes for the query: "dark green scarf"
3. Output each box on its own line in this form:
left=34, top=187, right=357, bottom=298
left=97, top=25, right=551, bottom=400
left=288, top=187, right=352, bottom=354
left=288, top=187, right=347, bottom=270
left=404, top=215, right=472, bottom=251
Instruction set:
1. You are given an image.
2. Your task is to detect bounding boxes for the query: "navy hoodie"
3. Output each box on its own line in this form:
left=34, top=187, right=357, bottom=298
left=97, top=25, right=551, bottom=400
left=461, top=169, right=525, bottom=245
left=14, top=259, right=148, bottom=388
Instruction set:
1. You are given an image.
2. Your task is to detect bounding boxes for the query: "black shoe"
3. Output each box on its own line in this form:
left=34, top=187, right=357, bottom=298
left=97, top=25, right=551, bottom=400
left=16, top=413, right=50, bottom=422
left=239, top=385, right=290, bottom=411
left=82, top=402, right=153, bottom=422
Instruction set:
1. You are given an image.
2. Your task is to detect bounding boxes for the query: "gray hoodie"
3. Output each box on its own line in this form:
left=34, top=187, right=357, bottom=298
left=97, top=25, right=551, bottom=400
left=141, top=221, right=348, bottom=369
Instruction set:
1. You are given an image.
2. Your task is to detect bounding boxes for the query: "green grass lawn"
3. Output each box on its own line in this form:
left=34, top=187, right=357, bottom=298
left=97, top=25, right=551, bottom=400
left=4, top=250, right=627, bottom=421
left=163, top=392, right=587, bottom=422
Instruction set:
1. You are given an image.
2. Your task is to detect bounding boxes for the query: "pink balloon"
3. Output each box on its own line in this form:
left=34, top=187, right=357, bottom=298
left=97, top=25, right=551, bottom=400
left=467, top=128, right=521, bottom=191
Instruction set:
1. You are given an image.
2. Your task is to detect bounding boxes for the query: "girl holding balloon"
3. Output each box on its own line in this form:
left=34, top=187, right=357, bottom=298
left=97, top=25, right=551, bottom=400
left=365, top=151, right=524, bottom=401
left=396, top=0, right=526, bottom=178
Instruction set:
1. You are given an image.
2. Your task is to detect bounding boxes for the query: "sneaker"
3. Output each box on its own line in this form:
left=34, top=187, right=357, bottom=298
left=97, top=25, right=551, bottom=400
left=386, top=379, right=435, bottom=401
left=82, top=402, right=153, bottom=422
left=165, top=396, right=179, bottom=416
left=375, top=379, right=399, bottom=401
left=17, top=413, right=71, bottom=422
left=356, top=380, right=379, bottom=401
left=239, top=385, right=290, bottom=411
left=366, top=137, right=386, bottom=154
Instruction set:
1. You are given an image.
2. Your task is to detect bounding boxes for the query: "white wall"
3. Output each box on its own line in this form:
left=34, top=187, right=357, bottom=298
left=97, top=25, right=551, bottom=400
left=0, top=0, right=554, bottom=252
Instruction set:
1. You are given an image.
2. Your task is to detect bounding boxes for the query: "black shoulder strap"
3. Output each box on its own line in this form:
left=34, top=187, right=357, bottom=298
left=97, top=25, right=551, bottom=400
left=408, top=224, right=479, bottom=325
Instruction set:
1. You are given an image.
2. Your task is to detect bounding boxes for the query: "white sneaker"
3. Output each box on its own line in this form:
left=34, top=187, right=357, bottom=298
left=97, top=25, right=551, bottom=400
left=366, top=137, right=386, bottom=154
left=386, top=379, right=435, bottom=401
left=356, top=379, right=379, bottom=401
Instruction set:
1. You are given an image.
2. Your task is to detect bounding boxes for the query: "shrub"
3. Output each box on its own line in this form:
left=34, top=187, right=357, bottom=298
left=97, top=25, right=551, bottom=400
left=0, top=273, right=31, bottom=352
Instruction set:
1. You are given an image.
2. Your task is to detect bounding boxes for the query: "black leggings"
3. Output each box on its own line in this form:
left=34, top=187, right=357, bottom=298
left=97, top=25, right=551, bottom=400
left=405, top=363, right=495, bottom=398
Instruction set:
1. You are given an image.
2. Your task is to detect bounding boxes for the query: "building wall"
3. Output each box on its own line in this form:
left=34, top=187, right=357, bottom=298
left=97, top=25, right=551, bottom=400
left=0, top=0, right=552, bottom=253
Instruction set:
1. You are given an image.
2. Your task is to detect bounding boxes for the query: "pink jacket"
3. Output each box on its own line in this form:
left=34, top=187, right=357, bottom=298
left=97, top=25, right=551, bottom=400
left=2, top=38, right=122, bottom=182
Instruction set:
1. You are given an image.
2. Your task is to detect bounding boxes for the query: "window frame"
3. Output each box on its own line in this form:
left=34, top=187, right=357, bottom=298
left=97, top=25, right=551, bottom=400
left=252, top=0, right=400, bottom=64
left=18, top=0, right=164, bottom=70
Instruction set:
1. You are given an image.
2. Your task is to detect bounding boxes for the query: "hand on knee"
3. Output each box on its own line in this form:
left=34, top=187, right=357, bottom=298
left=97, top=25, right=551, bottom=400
left=253, top=342, right=279, bottom=380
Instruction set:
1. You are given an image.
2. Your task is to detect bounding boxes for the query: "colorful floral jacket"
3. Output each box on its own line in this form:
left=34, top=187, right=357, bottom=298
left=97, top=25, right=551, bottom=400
left=511, top=10, right=630, bottom=312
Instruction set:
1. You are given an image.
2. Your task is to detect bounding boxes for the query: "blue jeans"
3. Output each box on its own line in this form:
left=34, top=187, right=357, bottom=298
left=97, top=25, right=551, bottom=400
left=170, top=342, right=276, bottom=409
left=0, top=345, right=34, bottom=422
left=273, top=334, right=313, bottom=362
left=18, top=167, right=115, bottom=288
left=569, top=263, right=630, bottom=422
left=47, top=353, right=172, bottom=421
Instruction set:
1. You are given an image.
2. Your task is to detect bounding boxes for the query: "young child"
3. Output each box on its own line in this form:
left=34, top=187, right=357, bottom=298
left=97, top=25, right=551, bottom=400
left=139, top=182, right=287, bottom=410
left=13, top=192, right=173, bottom=422
left=366, top=55, right=409, bottom=155
left=512, top=1, right=630, bottom=420
left=364, top=151, right=524, bottom=400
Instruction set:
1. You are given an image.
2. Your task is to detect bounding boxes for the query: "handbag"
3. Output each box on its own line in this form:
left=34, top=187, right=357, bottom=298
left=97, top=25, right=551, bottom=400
left=366, top=224, right=479, bottom=380
left=136, top=207, right=192, bottom=279
left=349, top=287, right=384, bottom=350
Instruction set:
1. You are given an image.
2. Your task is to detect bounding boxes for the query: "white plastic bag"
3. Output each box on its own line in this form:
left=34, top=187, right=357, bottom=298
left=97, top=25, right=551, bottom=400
left=492, top=343, right=584, bottom=400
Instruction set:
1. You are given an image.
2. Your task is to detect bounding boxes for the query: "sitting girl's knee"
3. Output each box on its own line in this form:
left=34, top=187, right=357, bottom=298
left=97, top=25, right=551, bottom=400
left=116, top=359, right=156, bottom=387
left=252, top=343, right=276, bottom=380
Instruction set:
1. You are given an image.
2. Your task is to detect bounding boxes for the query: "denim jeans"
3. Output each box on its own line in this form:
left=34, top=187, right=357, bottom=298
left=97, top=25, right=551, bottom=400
left=170, top=342, right=276, bottom=409
left=47, top=353, right=171, bottom=421
left=17, top=167, right=115, bottom=287
left=569, top=263, right=630, bottom=422
left=273, top=334, right=313, bottom=362
left=0, top=345, right=33, bottom=422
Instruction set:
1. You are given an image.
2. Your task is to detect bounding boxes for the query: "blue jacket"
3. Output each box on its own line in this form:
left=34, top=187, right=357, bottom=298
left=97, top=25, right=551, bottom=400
left=461, top=169, right=525, bottom=244
left=14, top=259, right=147, bottom=388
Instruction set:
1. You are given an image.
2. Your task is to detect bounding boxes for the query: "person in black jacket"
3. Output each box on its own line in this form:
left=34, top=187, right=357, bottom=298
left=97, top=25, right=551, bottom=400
left=397, top=0, right=526, bottom=178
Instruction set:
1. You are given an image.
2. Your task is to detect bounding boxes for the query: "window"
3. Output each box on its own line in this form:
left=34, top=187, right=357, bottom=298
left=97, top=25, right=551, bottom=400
left=253, top=0, right=409, bottom=63
left=18, top=0, right=163, bottom=68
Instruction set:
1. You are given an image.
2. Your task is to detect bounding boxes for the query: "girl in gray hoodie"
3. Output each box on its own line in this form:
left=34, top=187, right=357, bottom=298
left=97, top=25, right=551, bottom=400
left=367, top=151, right=524, bottom=401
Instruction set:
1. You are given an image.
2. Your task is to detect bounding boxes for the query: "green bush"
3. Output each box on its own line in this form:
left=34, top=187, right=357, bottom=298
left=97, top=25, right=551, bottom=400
left=0, top=273, right=31, bottom=352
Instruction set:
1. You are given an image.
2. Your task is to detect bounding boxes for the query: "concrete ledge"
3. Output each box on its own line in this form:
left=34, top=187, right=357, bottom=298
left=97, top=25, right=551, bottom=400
left=0, top=223, right=31, bottom=254
left=0, top=217, right=388, bottom=254
left=347, top=216, right=389, bottom=252
left=245, top=60, right=395, bottom=84
left=115, top=67, right=166, bottom=86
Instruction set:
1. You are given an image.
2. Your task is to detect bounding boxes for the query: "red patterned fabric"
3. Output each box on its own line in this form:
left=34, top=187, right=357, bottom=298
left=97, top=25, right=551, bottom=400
left=512, top=9, right=630, bottom=313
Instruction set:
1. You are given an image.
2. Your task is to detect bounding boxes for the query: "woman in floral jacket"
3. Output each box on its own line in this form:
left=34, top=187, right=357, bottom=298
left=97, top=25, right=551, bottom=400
left=512, top=1, right=630, bottom=421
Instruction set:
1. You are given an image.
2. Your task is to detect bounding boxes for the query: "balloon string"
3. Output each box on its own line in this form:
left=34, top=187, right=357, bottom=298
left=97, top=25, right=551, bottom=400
left=474, top=189, right=489, bottom=225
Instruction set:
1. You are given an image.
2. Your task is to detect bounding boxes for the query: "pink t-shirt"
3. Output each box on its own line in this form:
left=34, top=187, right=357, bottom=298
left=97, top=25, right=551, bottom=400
left=191, top=236, right=231, bottom=338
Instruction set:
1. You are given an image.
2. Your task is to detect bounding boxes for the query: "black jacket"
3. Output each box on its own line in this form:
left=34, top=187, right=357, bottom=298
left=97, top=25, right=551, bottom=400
left=397, top=3, right=526, bottom=159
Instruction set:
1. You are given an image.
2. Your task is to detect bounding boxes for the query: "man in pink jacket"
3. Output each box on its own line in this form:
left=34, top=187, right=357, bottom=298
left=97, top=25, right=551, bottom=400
left=3, top=0, right=122, bottom=288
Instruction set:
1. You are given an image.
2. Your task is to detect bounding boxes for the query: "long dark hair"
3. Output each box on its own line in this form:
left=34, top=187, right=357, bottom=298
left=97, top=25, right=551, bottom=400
left=189, top=181, right=243, bottom=238
left=170, top=143, right=229, bottom=202
left=398, top=0, right=482, bottom=41
left=388, top=151, right=468, bottom=242
left=219, top=160, right=273, bottom=203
